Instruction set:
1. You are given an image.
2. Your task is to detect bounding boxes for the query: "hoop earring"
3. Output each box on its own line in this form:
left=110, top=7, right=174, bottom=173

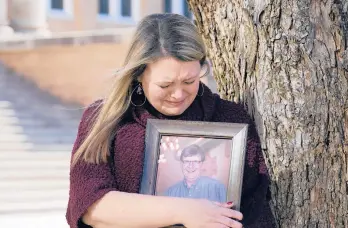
left=198, top=82, right=204, bottom=97
left=130, top=84, right=147, bottom=106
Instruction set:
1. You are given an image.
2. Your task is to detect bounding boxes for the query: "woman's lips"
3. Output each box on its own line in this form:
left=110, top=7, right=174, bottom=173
left=166, top=100, right=185, bottom=106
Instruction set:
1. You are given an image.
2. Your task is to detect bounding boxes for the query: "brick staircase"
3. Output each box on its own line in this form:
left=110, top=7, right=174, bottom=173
left=0, top=63, right=83, bottom=227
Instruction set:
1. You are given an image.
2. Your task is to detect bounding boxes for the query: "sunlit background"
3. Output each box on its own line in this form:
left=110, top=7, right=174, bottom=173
left=0, top=1, right=217, bottom=227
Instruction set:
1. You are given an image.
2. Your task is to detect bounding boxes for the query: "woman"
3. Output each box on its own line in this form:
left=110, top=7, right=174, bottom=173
left=66, top=13, right=275, bottom=228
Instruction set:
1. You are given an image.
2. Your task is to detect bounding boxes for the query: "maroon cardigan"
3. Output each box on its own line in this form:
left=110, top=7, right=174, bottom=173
left=66, top=84, right=275, bottom=228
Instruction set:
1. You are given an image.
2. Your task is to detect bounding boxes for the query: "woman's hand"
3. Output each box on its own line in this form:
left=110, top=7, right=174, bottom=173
left=181, top=199, right=243, bottom=228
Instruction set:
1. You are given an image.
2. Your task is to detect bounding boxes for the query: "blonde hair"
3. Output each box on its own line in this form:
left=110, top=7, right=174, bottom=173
left=72, top=13, right=208, bottom=166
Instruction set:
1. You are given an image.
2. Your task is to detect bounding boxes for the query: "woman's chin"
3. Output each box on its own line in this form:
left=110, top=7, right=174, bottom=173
left=161, top=107, right=186, bottom=116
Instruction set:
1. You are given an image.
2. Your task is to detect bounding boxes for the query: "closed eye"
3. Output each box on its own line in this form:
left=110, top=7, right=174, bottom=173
left=184, top=80, right=195, bottom=85
left=159, top=85, right=170, bottom=89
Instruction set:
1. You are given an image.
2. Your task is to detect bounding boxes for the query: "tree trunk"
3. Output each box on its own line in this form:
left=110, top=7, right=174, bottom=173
left=187, top=0, right=348, bottom=227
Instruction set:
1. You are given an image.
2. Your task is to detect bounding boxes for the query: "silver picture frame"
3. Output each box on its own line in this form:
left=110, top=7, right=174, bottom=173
left=140, top=119, right=248, bottom=211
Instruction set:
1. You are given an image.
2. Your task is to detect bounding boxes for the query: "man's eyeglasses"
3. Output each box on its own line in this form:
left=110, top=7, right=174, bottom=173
left=182, top=160, right=202, bottom=166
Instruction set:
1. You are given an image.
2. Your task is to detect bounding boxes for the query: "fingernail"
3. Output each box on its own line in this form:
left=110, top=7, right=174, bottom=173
left=227, top=201, right=233, bottom=205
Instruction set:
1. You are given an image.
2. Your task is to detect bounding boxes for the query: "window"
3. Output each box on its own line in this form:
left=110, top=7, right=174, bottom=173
left=163, top=0, right=193, bottom=19
left=99, top=0, right=110, bottom=15
left=164, top=0, right=172, bottom=13
left=97, top=0, right=139, bottom=24
left=51, top=0, right=63, bottom=10
left=47, top=0, right=73, bottom=18
left=183, top=0, right=192, bottom=18
left=121, top=0, right=132, bottom=17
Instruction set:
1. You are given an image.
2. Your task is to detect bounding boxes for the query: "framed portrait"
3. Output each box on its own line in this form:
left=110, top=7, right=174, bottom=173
left=140, top=119, right=249, bottom=214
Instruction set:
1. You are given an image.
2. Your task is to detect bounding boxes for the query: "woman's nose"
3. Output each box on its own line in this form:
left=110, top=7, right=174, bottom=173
left=171, top=88, right=184, bottom=99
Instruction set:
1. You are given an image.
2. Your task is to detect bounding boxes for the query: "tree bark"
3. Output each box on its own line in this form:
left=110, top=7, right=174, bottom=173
left=187, top=0, right=348, bottom=227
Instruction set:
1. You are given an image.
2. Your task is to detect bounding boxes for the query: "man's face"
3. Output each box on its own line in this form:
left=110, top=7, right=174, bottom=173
left=181, top=154, right=203, bottom=182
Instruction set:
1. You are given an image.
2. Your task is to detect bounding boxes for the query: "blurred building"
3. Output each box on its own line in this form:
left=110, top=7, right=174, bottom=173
left=1, top=0, right=193, bottom=36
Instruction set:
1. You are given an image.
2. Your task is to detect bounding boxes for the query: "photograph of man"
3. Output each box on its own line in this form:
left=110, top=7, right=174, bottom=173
left=164, top=144, right=227, bottom=203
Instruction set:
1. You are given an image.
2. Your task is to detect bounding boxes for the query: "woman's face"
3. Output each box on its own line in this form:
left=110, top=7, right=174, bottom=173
left=139, top=57, right=202, bottom=116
